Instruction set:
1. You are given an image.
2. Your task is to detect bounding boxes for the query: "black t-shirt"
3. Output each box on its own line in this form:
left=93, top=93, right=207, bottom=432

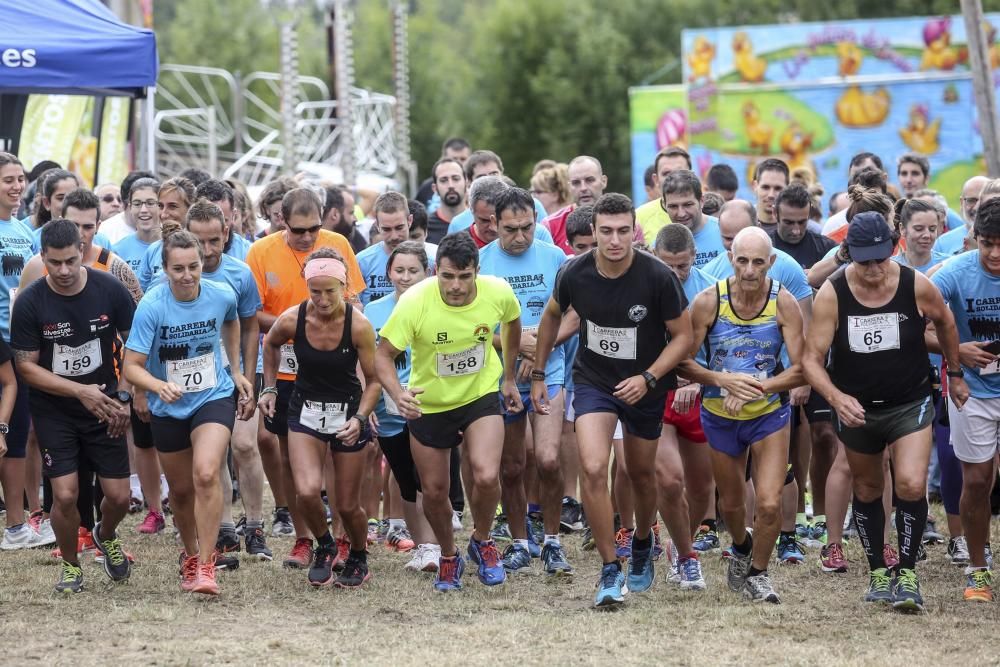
left=555, top=250, right=687, bottom=407
left=11, top=269, right=135, bottom=417
left=770, top=229, right=837, bottom=270
left=427, top=211, right=452, bottom=245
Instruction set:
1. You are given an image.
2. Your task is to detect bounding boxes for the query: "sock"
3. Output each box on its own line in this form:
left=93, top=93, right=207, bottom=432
left=246, top=519, right=264, bottom=530
left=527, top=503, right=541, bottom=515
left=220, top=521, right=236, bottom=535
left=852, top=495, right=886, bottom=571
left=780, top=530, right=795, bottom=539
left=514, top=538, right=530, bottom=551
left=632, top=534, right=652, bottom=551
left=349, top=548, right=368, bottom=561
left=703, top=518, right=717, bottom=532
left=813, top=514, right=827, bottom=525
left=129, top=473, right=141, bottom=496
left=317, top=531, right=335, bottom=549
left=603, top=560, right=622, bottom=571
left=748, top=565, right=765, bottom=577
left=388, top=518, right=405, bottom=531
left=795, top=512, right=808, bottom=526
left=733, top=533, right=752, bottom=555
left=895, top=496, right=928, bottom=570
left=544, top=534, right=560, bottom=547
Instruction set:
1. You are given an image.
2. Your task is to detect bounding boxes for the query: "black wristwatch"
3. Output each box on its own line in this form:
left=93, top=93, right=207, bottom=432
left=946, top=369, right=965, bottom=379
left=642, top=371, right=657, bottom=390
left=115, top=391, right=133, bottom=403
left=0, top=422, right=9, bottom=435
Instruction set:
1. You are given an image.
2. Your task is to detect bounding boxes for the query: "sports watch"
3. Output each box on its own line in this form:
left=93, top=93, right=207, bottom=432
left=642, top=371, right=657, bottom=390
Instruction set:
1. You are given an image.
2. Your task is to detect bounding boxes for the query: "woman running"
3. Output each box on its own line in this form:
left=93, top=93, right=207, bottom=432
left=259, top=248, right=380, bottom=588
left=124, top=228, right=254, bottom=596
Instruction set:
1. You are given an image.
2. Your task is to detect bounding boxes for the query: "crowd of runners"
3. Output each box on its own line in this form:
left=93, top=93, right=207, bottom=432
left=0, top=138, right=998, bottom=611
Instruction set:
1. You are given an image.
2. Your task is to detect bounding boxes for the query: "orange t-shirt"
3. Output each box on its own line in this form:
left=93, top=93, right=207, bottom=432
left=246, top=230, right=364, bottom=381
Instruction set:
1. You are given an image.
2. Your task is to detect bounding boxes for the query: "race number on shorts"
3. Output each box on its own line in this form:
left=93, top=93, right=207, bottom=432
left=847, top=313, right=900, bottom=353
left=52, top=339, right=101, bottom=377
left=300, top=400, right=346, bottom=434
left=586, top=321, right=637, bottom=360
left=167, top=353, right=217, bottom=392
left=436, top=344, right=485, bottom=377
left=278, top=344, right=298, bottom=375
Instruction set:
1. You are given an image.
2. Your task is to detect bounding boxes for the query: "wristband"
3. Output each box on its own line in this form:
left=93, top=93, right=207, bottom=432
left=530, top=370, right=546, bottom=381
left=260, top=386, right=278, bottom=397
left=946, top=369, right=965, bottom=379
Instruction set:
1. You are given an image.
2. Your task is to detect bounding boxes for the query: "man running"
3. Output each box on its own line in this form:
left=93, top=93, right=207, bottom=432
left=356, top=192, right=431, bottom=306
left=532, top=193, right=692, bottom=608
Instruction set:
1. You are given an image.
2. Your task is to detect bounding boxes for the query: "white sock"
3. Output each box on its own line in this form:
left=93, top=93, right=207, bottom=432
left=544, top=534, right=560, bottom=547
left=129, top=474, right=142, bottom=498
left=160, top=474, right=169, bottom=500
left=514, top=538, right=530, bottom=550
left=388, top=518, right=405, bottom=530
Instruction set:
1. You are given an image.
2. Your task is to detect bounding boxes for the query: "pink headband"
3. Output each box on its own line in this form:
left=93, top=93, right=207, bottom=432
left=304, top=258, right=346, bottom=284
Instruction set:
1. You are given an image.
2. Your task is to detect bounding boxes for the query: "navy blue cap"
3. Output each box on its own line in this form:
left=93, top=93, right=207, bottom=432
left=846, top=211, right=893, bottom=262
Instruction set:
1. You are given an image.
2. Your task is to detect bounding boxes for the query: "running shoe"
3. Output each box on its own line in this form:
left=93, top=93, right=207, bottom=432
left=54, top=560, right=84, bottom=594
left=677, top=555, right=706, bottom=591
left=820, top=543, right=848, bottom=573
left=964, top=567, right=994, bottom=602
left=235, top=515, right=246, bottom=537
left=335, top=552, right=371, bottom=588
left=626, top=534, right=655, bottom=593
left=216, top=529, right=241, bottom=554
left=541, top=542, right=573, bottom=577
left=581, top=525, right=596, bottom=551
left=245, top=527, right=273, bottom=561
left=692, top=525, right=721, bottom=552
left=27, top=510, right=43, bottom=533
left=467, top=538, right=506, bottom=586
left=490, top=515, right=512, bottom=543
left=808, top=521, right=828, bottom=548
left=948, top=536, right=971, bottom=566
left=795, top=523, right=811, bottom=542
left=128, top=495, right=143, bottom=514
left=727, top=548, right=751, bottom=592
left=405, top=543, right=441, bottom=572
left=883, top=544, right=900, bottom=569
left=308, top=547, right=335, bottom=587
left=192, top=559, right=220, bottom=596
left=271, top=507, right=294, bottom=537
left=777, top=533, right=805, bottom=564
left=137, top=510, right=165, bottom=534
left=742, top=572, right=780, bottom=603
left=527, top=512, right=544, bottom=545
left=385, top=525, right=415, bottom=553
left=922, top=517, right=944, bottom=545
left=864, top=567, right=893, bottom=603
left=892, top=568, right=924, bottom=611
left=501, top=543, right=532, bottom=574
left=452, top=511, right=463, bottom=532
left=92, top=522, right=131, bottom=582
left=433, top=554, right=465, bottom=592
left=213, top=549, right=239, bottom=571
left=179, top=553, right=198, bottom=592
left=282, top=537, right=314, bottom=569
left=615, top=527, right=634, bottom=560
left=594, top=562, right=626, bottom=608
left=332, top=536, right=350, bottom=572
left=560, top=497, right=584, bottom=533
left=366, top=519, right=379, bottom=545
left=35, top=518, right=56, bottom=546
left=652, top=524, right=663, bottom=561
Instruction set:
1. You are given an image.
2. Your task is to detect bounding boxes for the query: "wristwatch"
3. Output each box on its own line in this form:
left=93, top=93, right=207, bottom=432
left=0, top=422, right=9, bottom=435
left=115, top=391, right=132, bottom=403
left=352, top=413, right=368, bottom=427
left=642, top=371, right=657, bottom=390
left=946, top=369, right=965, bottom=379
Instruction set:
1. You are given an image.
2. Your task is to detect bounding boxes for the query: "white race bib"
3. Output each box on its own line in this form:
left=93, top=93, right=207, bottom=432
left=166, top=353, right=217, bottom=393
left=847, top=313, right=900, bottom=353
left=300, top=400, right=346, bottom=434
left=52, top=339, right=101, bottom=377
left=719, top=371, right=767, bottom=397
left=436, top=344, right=485, bottom=377
left=981, top=360, right=1000, bottom=376
left=586, top=321, right=637, bottom=360
left=383, top=383, right=407, bottom=416
left=278, top=344, right=298, bottom=375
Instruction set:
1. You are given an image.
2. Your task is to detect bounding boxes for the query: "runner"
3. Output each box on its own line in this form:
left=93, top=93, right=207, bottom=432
left=892, top=199, right=949, bottom=273
left=260, top=248, right=380, bottom=588
left=123, top=227, right=255, bottom=595
left=752, top=159, right=790, bottom=236
left=532, top=193, right=692, bottom=607
left=634, top=147, right=693, bottom=242
left=425, top=158, right=467, bottom=244
left=11, top=219, right=136, bottom=592
left=356, top=192, right=434, bottom=306
left=802, top=211, right=966, bottom=612
left=934, top=176, right=990, bottom=256
left=375, top=232, right=523, bottom=591
left=679, top=227, right=805, bottom=603
left=113, top=177, right=162, bottom=278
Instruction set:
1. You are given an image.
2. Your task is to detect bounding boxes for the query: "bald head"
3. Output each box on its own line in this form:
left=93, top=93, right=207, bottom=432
left=568, top=156, right=607, bottom=206
left=731, top=226, right=773, bottom=257
left=729, top=225, right=776, bottom=288
left=718, top=199, right=757, bottom=251
left=962, top=175, right=991, bottom=224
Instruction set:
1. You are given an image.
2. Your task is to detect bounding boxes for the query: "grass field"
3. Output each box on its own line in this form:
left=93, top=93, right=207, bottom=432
left=2, top=505, right=999, bottom=666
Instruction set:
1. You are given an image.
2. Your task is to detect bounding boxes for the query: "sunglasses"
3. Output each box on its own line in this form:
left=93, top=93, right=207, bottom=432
left=856, top=257, right=889, bottom=267
left=287, top=224, right=321, bottom=235
left=102, top=194, right=122, bottom=204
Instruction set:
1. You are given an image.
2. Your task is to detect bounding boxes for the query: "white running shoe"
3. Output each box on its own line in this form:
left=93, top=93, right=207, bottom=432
left=35, top=519, right=57, bottom=546
left=0, top=524, right=45, bottom=550
left=452, top=511, right=463, bottom=532
left=404, top=543, right=441, bottom=572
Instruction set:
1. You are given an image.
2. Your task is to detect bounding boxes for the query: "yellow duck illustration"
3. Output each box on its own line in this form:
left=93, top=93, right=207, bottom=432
left=732, top=32, right=767, bottom=82
left=836, top=41, right=862, bottom=77
left=688, top=36, right=715, bottom=82
left=920, top=17, right=960, bottom=71
left=899, top=104, right=940, bottom=154
left=742, top=102, right=773, bottom=154
left=779, top=122, right=815, bottom=173
left=836, top=86, right=890, bottom=128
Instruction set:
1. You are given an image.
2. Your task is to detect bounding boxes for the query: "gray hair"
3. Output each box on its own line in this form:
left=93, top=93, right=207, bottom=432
left=469, top=175, right=509, bottom=209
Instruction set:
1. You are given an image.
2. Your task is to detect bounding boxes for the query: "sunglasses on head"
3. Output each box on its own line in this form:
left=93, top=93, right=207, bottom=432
left=287, top=224, right=321, bottom=235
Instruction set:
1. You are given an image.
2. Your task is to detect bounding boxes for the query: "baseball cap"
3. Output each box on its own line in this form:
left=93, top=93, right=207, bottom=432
left=846, top=211, right=894, bottom=263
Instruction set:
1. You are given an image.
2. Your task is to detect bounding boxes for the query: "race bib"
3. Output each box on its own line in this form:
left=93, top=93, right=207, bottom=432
left=586, top=321, right=637, bottom=360
left=847, top=313, right=900, bottom=353
left=300, top=400, right=346, bottom=434
left=719, top=371, right=767, bottom=397
left=52, top=339, right=101, bottom=377
left=278, top=344, right=298, bottom=375
left=436, top=344, right=485, bottom=377
left=981, top=360, right=1000, bottom=376
left=166, top=353, right=217, bottom=393
left=383, top=383, right=406, bottom=416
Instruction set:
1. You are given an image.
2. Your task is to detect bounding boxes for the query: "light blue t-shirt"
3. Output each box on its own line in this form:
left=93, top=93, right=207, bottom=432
left=479, top=239, right=567, bottom=389
left=356, top=241, right=436, bottom=306
left=366, top=292, right=409, bottom=436
left=139, top=232, right=249, bottom=292
left=692, top=217, right=726, bottom=268
left=933, top=225, right=968, bottom=256
left=684, top=267, right=715, bottom=365
left=447, top=199, right=554, bottom=244
left=931, top=251, right=1000, bottom=398
left=0, top=218, right=39, bottom=341
left=946, top=208, right=965, bottom=232
left=891, top=251, right=950, bottom=275
left=113, top=233, right=154, bottom=276
left=125, top=280, right=238, bottom=418
left=702, top=247, right=812, bottom=301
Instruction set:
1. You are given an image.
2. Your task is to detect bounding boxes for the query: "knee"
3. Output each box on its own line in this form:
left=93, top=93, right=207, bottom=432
left=895, top=479, right=925, bottom=501
left=500, top=457, right=524, bottom=487
left=963, top=472, right=993, bottom=497
left=471, top=468, right=499, bottom=491
left=52, top=489, right=78, bottom=512
left=102, top=484, right=130, bottom=509
left=192, top=466, right=217, bottom=490
left=853, top=480, right=882, bottom=503
left=656, top=470, right=684, bottom=500
left=231, top=436, right=257, bottom=462
left=535, top=450, right=561, bottom=480
left=717, top=486, right=745, bottom=514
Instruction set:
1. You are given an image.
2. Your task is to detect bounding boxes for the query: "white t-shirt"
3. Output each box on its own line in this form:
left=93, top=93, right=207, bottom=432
left=97, top=212, right=135, bottom=244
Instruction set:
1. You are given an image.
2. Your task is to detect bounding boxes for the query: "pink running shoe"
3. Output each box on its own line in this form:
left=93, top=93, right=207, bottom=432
left=137, top=510, right=166, bottom=534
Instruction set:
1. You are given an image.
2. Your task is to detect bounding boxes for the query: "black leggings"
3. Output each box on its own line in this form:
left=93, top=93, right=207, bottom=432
left=378, top=429, right=464, bottom=512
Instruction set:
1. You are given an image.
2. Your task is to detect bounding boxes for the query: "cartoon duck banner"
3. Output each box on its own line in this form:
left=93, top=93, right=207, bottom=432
left=630, top=14, right=1000, bottom=207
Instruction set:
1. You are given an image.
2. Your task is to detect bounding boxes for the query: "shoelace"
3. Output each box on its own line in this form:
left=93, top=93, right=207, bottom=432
left=896, top=569, right=919, bottom=594
left=61, top=561, right=82, bottom=582
left=439, top=557, right=459, bottom=582
left=600, top=566, right=620, bottom=589
left=681, top=557, right=701, bottom=580
left=293, top=539, right=313, bottom=559
left=828, top=543, right=845, bottom=562
left=314, top=548, right=334, bottom=569
left=103, top=537, right=126, bottom=566
left=199, top=560, right=216, bottom=579
left=969, top=569, right=992, bottom=589
left=182, top=556, right=199, bottom=581
left=615, top=528, right=633, bottom=548
left=479, top=542, right=501, bottom=567
left=870, top=570, right=892, bottom=592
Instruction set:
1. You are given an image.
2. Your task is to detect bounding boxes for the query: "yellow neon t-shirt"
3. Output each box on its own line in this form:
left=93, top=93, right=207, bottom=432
left=635, top=198, right=672, bottom=244
left=379, top=275, right=520, bottom=413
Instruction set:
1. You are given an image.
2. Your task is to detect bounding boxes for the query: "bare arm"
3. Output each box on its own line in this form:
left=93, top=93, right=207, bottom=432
left=222, top=318, right=242, bottom=376
left=17, top=347, right=128, bottom=426
left=531, top=297, right=562, bottom=372
left=260, top=309, right=298, bottom=390
left=109, top=255, right=144, bottom=304
left=257, top=310, right=279, bottom=334
left=17, top=256, right=43, bottom=292
left=239, top=315, right=258, bottom=383
left=807, top=246, right=847, bottom=289
left=352, top=314, right=382, bottom=418
left=0, top=361, right=15, bottom=425
left=499, top=316, right=522, bottom=385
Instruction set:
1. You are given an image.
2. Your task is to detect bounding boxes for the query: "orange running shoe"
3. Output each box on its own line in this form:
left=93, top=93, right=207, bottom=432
left=282, top=537, right=314, bottom=569
left=332, top=536, right=351, bottom=572
left=179, top=553, right=199, bottom=592
left=964, top=568, right=994, bottom=602
left=192, top=558, right=220, bottom=595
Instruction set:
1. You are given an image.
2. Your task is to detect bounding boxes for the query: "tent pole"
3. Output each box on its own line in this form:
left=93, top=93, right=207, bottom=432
left=145, top=87, right=157, bottom=175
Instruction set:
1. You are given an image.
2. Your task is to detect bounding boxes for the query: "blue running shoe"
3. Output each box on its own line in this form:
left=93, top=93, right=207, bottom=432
left=467, top=538, right=506, bottom=586
left=678, top=555, right=706, bottom=591
left=433, top=554, right=465, bottom=592
left=777, top=533, right=805, bottom=564
left=541, top=542, right=573, bottom=577
left=594, top=562, right=625, bottom=608
left=525, top=516, right=541, bottom=558
left=501, top=543, right=532, bottom=574
left=615, top=527, right=634, bottom=560
left=626, top=534, right=655, bottom=593
left=693, top=525, right=720, bottom=552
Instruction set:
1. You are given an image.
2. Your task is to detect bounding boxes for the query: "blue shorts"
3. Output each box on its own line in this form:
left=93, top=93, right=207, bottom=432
left=503, top=384, right=561, bottom=423
left=572, top=383, right=664, bottom=441
left=701, top=405, right=791, bottom=457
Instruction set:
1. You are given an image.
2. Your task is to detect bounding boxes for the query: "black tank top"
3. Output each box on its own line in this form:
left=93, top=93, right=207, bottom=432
left=292, top=301, right=361, bottom=401
left=829, top=264, right=929, bottom=408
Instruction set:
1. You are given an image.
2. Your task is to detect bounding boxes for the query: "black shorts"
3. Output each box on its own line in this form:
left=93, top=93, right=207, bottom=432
left=33, top=411, right=129, bottom=479
left=408, top=393, right=503, bottom=450
left=791, top=391, right=834, bottom=429
left=263, top=379, right=295, bottom=437
left=6, top=359, right=30, bottom=459
left=835, top=395, right=934, bottom=455
left=286, top=389, right=370, bottom=453
left=130, top=409, right=155, bottom=449
left=150, top=396, right=236, bottom=454
left=573, top=383, right=665, bottom=441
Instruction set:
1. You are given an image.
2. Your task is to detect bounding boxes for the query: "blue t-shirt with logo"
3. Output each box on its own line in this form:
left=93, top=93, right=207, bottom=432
left=479, top=239, right=566, bottom=389
left=356, top=241, right=436, bottom=306
left=692, top=217, right=726, bottom=268
left=366, top=292, right=409, bottom=436
left=139, top=233, right=249, bottom=292
left=0, top=217, right=39, bottom=341
left=125, top=280, right=238, bottom=418
left=113, top=233, right=154, bottom=277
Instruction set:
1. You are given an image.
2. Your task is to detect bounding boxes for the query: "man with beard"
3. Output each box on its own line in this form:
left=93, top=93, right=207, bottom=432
left=426, top=159, right=468, bottom=244
left=356, top=192, right=435, bottom=305
left=321, top=184, right=368, bottom=254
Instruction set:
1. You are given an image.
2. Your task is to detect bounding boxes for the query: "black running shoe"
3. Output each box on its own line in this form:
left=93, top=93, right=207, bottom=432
left=309, top=547, right=335, bottom=587
left=245, top=527, right=273, bottom=561
left=216, top=529, right=241, bottom=554
left=335, top=553, right=371, bottom=588
left=92, top=522, right=131, bottom=582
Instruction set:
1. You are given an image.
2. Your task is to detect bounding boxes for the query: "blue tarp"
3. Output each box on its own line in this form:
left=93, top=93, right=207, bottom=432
left=0, top=0, right=158, bottom=97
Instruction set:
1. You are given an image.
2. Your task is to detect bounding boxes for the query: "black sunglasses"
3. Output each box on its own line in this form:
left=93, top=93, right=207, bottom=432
left=287, top=224, right=321, bottom=235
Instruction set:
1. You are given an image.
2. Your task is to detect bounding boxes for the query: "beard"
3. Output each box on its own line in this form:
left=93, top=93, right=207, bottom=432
left=442, top=189, right=463, bottom=207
